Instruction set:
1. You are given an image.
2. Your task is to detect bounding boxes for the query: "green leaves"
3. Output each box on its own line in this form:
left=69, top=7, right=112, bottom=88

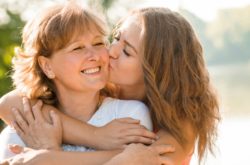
left=0, top=11, right=24, bottom=97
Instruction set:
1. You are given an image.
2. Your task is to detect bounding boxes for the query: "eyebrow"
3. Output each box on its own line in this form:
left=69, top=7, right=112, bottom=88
left=124, top=40, right=138, bottom=54
left=93, top=35, right=104, bottom=40
left=68, top=35, right=104, bottom=45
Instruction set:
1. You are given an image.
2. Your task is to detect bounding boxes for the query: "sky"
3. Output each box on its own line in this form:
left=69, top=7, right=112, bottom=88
left=1, top=0, right=250, bottom=24
left=139, top=0, right=250, bottom=21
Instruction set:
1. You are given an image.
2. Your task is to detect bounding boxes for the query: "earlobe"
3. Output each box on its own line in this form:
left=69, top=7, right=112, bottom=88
left=38, top=56, right=55, bottom=79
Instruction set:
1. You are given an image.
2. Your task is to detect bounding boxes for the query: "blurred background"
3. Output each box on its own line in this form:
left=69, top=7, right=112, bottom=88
left=0, top=0, right=249, bottom=164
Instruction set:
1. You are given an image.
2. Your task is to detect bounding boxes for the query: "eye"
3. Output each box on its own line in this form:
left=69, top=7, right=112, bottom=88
left=72, top=46, right=84, bottom=51
left=123, top=49, right=130, bottom=56
left=93, top=42, right=105, bottom=46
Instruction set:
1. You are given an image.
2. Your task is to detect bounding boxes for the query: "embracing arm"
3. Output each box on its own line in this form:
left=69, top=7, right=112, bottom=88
left=0, top=90, right=24, bottom=125
left=30, top=104, right=157, bottom=149
left=37, top=149, right=121, bottom=165
left=1, top=91, right=156, bottom=150
left=1, top=145, right=121, bottom=165
left=0, top=90, right=98, bottom=148
left=1, top=144, right=175, bottom=165
left=152, top=122, right=196, bottom=165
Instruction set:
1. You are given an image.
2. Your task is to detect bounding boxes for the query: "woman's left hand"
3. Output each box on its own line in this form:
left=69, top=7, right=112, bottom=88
left=11, top=97, right=62, bottom=150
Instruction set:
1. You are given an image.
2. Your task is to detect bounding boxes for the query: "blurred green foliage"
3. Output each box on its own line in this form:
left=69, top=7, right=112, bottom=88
left=0, top=10, right=25, bottom=130
left=0, top=10, right=24, bottom=96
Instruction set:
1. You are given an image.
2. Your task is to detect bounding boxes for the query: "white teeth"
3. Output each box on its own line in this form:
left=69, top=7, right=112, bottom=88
left=83, top=67, right=100, bottom=74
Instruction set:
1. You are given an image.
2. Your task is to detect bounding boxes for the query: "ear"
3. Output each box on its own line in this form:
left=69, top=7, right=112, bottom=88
left=38, top=56, right=55, bottom=79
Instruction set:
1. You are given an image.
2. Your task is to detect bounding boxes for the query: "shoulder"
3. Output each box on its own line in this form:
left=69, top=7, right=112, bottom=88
left=0, top=90, right=23, bottom=124
left=109, top=97, right=148, bottom=109
left=103, top=97, right=149, bottom=113
left=104, top=97, right=153, bottom=131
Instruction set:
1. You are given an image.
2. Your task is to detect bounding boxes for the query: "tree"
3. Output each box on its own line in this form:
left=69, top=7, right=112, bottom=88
left=206, top=5, right=250, bottom=65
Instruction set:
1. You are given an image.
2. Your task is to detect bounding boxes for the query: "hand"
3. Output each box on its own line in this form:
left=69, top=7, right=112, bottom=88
left=105, top=143, right=175, bottom=165
left=0, top=145, right=50, bottom=165
left=94, top=118, right=157, bottom=150
left=10, top=97, right=62, bottom=150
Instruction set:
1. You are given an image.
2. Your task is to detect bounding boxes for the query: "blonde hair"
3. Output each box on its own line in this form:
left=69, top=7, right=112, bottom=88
left=122, top=7, right=220, bottom=161
left=11, top=2, right=108, bottom=106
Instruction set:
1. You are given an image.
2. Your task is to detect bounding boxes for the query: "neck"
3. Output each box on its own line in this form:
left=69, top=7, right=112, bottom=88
left=57, top=89, right=100, bottom=122
left=118, top=83, right=145, bottom=101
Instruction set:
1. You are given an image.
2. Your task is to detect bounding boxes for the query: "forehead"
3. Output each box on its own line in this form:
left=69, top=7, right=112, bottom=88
left=119, top=15, right=144, bottom=50
left=71, top=25, right=104, bottom=41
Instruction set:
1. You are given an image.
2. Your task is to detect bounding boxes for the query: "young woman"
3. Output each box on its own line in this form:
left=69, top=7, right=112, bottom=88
left=0, top=5, right=220, bottom=165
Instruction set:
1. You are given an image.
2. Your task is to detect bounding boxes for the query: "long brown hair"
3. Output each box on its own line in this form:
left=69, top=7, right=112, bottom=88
left=11, top=2, right=108, bottom=106
left=129, top=7, right=220, bottom=161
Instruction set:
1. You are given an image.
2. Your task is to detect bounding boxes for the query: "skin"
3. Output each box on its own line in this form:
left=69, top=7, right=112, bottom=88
left=0, top=12, right=195, bottom=165
left=109, top=15, right=146, bottom=100
left=39, top=30, right=109, bottom=122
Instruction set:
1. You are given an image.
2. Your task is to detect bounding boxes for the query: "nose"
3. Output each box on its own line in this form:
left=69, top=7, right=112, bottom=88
left=108, top=42, right=120, bottom=59
left=87, top=48, right=101, bottom=61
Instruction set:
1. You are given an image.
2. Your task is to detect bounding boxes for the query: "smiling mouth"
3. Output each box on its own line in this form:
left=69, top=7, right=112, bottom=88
left=81, top=67, right=101, bottom=74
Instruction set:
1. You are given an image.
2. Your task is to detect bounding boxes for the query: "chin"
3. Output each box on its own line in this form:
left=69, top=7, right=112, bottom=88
left=109, top=75, right=118, bottom=84
left=94, top=80, right=108, bottom=89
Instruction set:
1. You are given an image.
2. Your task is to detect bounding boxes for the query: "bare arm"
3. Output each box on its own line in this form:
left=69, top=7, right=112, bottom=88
left=0, top=90, right=156, bottom=150
left=0, top=91, right=102, bottom=149
left=0, top=90, right=23, bottom=125
left=1, top=145, right=121, bottom=165
left=152, top=123, right=196, bottom=165
left=2, top=144, right=175, bottom=165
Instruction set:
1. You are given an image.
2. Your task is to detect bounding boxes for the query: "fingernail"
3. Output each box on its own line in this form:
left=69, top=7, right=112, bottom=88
left=22, top=97, right=27, bottom=103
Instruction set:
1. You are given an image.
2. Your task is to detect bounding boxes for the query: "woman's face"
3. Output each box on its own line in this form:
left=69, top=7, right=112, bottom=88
left=109, top=15, right=145, bottom=92
left=41, top=28, right=109, bottom=93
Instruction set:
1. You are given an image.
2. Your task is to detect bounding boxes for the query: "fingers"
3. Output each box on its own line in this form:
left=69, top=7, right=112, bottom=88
left=124, top=126, right=158, bottom=140
left=8, top=144, right=24, bottom=154
left=123, top=136, right=155, bottom=145
left=11, top=120, right=25, bottom=138
left=32, top=100, right=45, bottom=122
left=50, top=111, right=61, bottom=128
left=154, top=144, right=175, bottom=154
left=117, top=118, right=157, bottom=140
left=11, top=108, right=28, bottom=132
left=22, top=97, right=35, bottom=124
left=117, top=118, right=140, bottom=124
left=138, top=127, right=158, bottom=139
